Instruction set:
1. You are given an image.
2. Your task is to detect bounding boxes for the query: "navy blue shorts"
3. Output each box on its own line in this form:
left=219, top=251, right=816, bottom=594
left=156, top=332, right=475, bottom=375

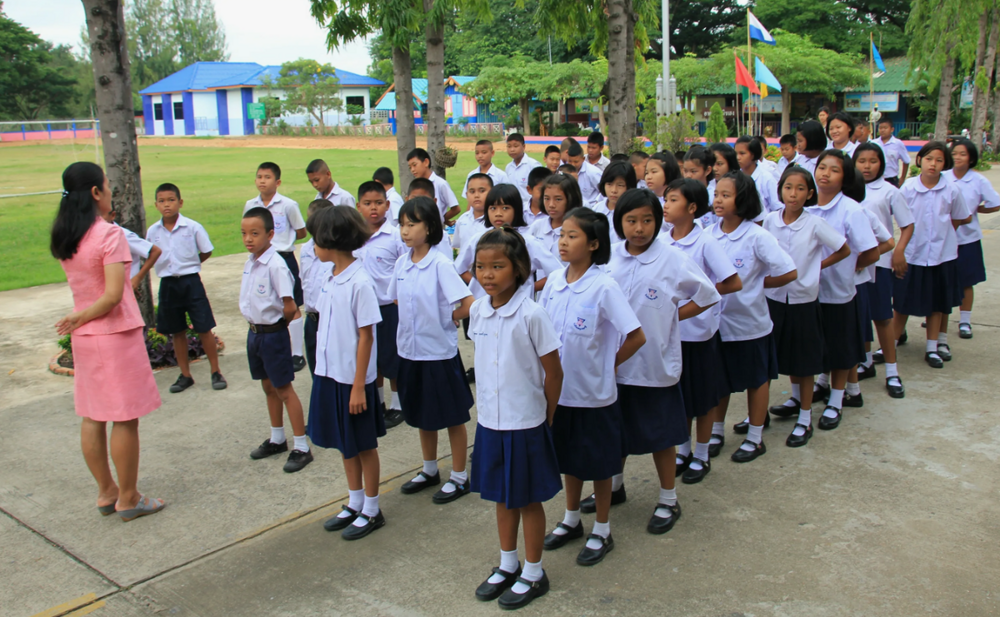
left=156, top=274, right=216, bottom=334
left=471, top=423, right=562, bottom=509
left=246, top=326, right=295, bottom=388
left=278, top=251, right=304, bottom=307
left=376, top=304, right=400, bottom=380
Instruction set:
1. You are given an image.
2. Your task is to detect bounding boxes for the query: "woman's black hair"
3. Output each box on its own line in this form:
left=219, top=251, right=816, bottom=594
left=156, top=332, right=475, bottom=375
left=735, top=135, right=763, bottom=161
left=717, top=171, right=762, bottom=221
left=539, top=173, right=583, bottom=216
left=817, top=105, right=830, bottom=116
left=311, top=205, right=372, bottom=252
left=564, top=207, right=612, bottom=265
left=474, top=226, right=532, bottom=289
left=682, top=145, right=716, bottom=181
left=777, top=167, right=819, bottom=207
left=647, top=151, right=681, bottom=184
left=665, top=178, right=711, bottom=218
left=51, top=162, right=106, bottom=260
left=598, top=161, right=638, bottom=197
left=949, top=137, right=979, bottom=168
left=613, top=188, right=664, bottom=239
left=852, top=142, right=887, bottom=181
left=797, top=120, right=827, bottom=153
left=708, top=143, right=739, bottom=176
left=916, top=140, right=954, bottom=170
left=816, top=149, right=865, bottom=202
left=484, top=184, right=526, bottom=229
left=826, top=111, right=857, bottom=141
left=398, top=196, right=444, bottom=246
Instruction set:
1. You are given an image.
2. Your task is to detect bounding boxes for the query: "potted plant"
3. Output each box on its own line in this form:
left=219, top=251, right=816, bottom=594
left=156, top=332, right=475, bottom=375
left=435, top=145, right=458, bottom=169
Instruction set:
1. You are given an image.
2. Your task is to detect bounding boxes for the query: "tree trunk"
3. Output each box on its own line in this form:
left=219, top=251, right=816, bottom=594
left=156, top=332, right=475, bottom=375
left=974, top=9, right=999, bottom=144
left=393, top=45, right=417, bottom=193
left=780, top=90, right=792, bottom=136
left=606, top=0, right=635, bottom=153
left=424, top=0, right=447, bottom=177
left=520, top=98, right=531, bottom=135
left=935, top=53, right=956, bottom=140
left=970, top=12, right=989, bottom=140
left=598, top=99, right=607, bottom=135
left=82, top=0, right=153, bottom=326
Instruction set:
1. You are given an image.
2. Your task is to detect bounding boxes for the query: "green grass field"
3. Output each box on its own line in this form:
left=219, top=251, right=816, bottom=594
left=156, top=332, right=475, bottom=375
left=0, top=141, right=540, bottom=291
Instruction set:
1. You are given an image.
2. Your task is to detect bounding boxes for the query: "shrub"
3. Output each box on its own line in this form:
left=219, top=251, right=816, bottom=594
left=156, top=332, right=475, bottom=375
left=897, top=128, right=912, bottom=140
left=346, top=103, right=364, bottom=116
left=705, top=103, right=728, bottom=144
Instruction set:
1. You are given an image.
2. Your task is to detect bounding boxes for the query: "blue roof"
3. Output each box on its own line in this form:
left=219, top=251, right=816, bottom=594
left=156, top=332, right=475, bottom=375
left=139, top=62, right=385, bottom=95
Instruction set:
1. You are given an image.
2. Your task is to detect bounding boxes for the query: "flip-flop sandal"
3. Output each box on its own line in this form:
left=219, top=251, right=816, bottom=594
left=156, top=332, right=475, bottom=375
left=118, top=495, right=166, bottom=522
left=97, top=504, right=116, bottom=516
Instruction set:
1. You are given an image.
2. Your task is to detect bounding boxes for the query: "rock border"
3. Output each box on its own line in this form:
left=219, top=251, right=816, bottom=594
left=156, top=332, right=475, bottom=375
left=49, top=337, right=226, bottom=377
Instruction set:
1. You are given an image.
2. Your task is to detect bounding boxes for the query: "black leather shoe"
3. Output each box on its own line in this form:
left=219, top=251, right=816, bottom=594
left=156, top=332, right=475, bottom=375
left=937, top=343, right=952, bottom=361
left=708, top=435, right=725, bottom=458
left=734, top=412, right=769, bottom=434
left=250, top=438, right=288, bottom=459
left=292, top=355, right=307, bottom=372
left=580, top=483, right=626, bottom=514
left=497, top=572, right=549, bottom=610
left=843, top=392, right=864, bottom=408
left=432, top=480, right=470, bottom=504
left=466, top=367, right=476, bottom=383
left=886, top=376, right=905, bottom=399
left=872, top=348, right=886, bottom=364
left=681, top=458, right=710, bottom=484
left=475, top=565, right=521, bottom=601
left=785, top=424, right=813, bottom=448
left=543, top=521, right=583, bottom=550
left=647, top=502, right=681, bottom=535
left=768, top=399, right=800, bottom=417
left=959, top=323, right=973, bottom=339
left=341, top=510, right=385, bottom=540
left=817, top=407, right=842, bottom=430
left=401, top=471, right=441, bottom=494
left=324, top=505, right=358, bottom=531
left=925, top=352, right=944, bottom=369
left=730, top=439, right=766, bottom=463
left=576, top=534, right=614, bottom=566
left=857, top=363, right=877, bottom=381
left=813, top=384, right=831, bottom=403
left=675, top=453, right=691, bottom=477
left=898, top=330, right=908, bottom=345
left=169, top=374, right=195, bottom=393
left=383, top=407, right=405, bottom=429
left=283, top=449, right=314, bottom=473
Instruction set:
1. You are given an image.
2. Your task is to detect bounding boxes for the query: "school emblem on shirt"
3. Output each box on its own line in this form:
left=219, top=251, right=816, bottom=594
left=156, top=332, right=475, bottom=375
left=734, top=258, right=745, bottom=269
left=573, top=317, right=588, bottom=331
left=257, top=283, right=266, bottom=295
left=645, top=288, right=658, bottom=300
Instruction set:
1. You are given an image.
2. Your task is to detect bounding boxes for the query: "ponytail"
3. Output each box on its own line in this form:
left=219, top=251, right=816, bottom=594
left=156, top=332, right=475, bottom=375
left=50, top=162, right=105, bottom=260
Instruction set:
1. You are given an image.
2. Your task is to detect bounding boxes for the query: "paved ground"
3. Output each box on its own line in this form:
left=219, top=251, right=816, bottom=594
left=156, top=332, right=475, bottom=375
left=2, top=177, right=1000, bottom=617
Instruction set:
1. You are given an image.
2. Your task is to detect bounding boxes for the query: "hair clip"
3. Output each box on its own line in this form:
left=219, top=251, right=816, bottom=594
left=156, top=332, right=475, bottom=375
left=62, top=190, right=69, bottom=196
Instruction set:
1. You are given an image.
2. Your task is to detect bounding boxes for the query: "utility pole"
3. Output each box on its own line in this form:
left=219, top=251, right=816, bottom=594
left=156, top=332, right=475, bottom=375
left=656, top=0, right=675, bottom=151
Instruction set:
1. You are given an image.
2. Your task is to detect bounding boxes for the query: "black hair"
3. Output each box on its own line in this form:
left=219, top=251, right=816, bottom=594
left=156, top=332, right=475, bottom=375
left=467, top=172, right=494, bottom=189
left=587, top=131, right=605, bottom=147
left=544, top=145, right=560, bottom=157
left=826, top=111, right=857, bottom=141
left=310, top=205, right=371, bottom=252
left=630, top=151, right=650, bottom=161
left=305, top=159, right=328, bottom=174
left=257, top=162, right=281, bottom=180
left=717, top=171, right=762, bottom=221
left=357, top=181, right=387, bottom=200
left=474, top=226, right=532, bottom=289
left=559, top=137, right=576, bottom=152
left=754, top=135, right=769, bottom=149
left=372, top=167, right=394, bottom=185
left=243, top=206, right=274, bottom=233
left=674, top=150, right=687, bottom=160
left=305, top=199, right=335, bottom=235
left=51, top=162, right=105, bottom=260
left=155, top=182, right=181, bottom=200
left=877, top=116, right=894, bottom=128
left=564, top=207, right=612, bottom=265
left=797, top=120, right=827, bottom=153
left=779, top=133, right=796, bottom=147
left=665, top=178, right=710, bottom=218
left=735, top=135, right=763, bottom=162
left=566, top=142, right=584, bottom=158
left=475, top=139, right=493, bottom=149
left=599, top=161, right=638, bottom=197
left=610, top=153, right=630, bottom=162
left=708, top=143, right=738, bottom=175
left=648, top=151, right=682, bottom=184
left=817, top=106, right=830, bottom=116
left=527, top=166, right=552, bottom=188
left=558, top=164, right=578, bottom=174
left=540, top=172, right=583, bottom=216
left=484, top=185, right=526, bottom=229
left=916, top=140, right=954, bottom=170
left=682, top=145, right=715, bottom=180
left=506, top=132, right=525, bottom=145
left=613, top=188, right=664, bottom=239
left=777, top=167, right=818, bottom=207
left=816, top=149, right=865, bottom=201
left=950, top=137, right=979, bottom=168
left=406, top=147, right=431, bottom=163
left=398, top=196, right=444, bottom=246
left=852, top=142, right=887, bottom=181
left=407, top=177, right=435, bottom=198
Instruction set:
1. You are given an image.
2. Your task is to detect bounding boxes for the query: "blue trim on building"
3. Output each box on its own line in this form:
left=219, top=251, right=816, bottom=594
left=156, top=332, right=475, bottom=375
left=162, top=94, right=174, bottom=135
left=142, top=96, right=154, bottom=136
left=216, top=90, right=229, bottom=135
left=241, top=88, right=255, bottom=135
left=182, top=92, right=195, bottom=135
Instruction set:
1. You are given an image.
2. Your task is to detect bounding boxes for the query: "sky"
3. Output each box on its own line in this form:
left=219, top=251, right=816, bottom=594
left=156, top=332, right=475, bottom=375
left=5, top=0, right=374, bottom=75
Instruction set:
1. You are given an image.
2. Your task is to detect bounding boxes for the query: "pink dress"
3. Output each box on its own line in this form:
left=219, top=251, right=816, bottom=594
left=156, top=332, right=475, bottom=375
left=61, top=218, right=161, bottom=421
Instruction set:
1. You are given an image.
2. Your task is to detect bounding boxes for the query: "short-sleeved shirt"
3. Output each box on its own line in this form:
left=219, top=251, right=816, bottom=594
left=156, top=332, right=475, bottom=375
left=316, top=183, right=357, bottom=208
left=807, top=193, right=879, bottom=303
left=455, top=226, right=561, bottom=300
left=529, top=218, right=563, bottom=264
left=243, top=193, right=305, bottom=252
left=875, top=136, right=912, bottom=178
left=752, top=164, right=781, bottom=214
left=665, top=224, right=737, bottom=342
left=774, top=155, right=797, bottom=182
left=146, top=214, right=213, bottom=277
left=861, top=178, right=915, bottom=269
left=452, top=210, right=484, bottom=253
left=428, top=171, right=459, bottom=221
left=116, top=223, right=153, bottom=278
left=60, top=218, right=144, bottom=335
left=539, top=264, right=641, bottom=407
left=462, top=164, right=509, bottom=199
left=589, top=154, right=611, bottom=171
left=471, top=285, right=562, bottom=430
left=523, top=199, right=548, bottom=227
left=314, top=260, right=382, bottom=384
left=386, top=187, right=405, bottom=226
left=608, top=241, right=719, bottom=387
left=798, top=155, right=819, bottom=177
left=834, top=140, right=857, bottom=158
left=900, top=176, right=971, bottom=266
left=388, top=249, right=472, bottom=361
left=505, top=155, right=541, bottom=204
left=299, top=239, right=333, bottom=313
left=577, top=160, right=604, bottom=205
left=763, top=210, right=846, bottom=304
left=943, top=169, right=1000, bottom=244
left=855, top=208, right=892, bottom=285
left=239, top=245, right=295, bottom=324
left=710, top=219, right=796, bottom=341
left=354, top=223, right=406, bottom=305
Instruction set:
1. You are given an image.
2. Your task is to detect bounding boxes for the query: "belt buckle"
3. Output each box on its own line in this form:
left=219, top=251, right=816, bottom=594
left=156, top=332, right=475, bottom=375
left=248, top=323, right=258, bottom=334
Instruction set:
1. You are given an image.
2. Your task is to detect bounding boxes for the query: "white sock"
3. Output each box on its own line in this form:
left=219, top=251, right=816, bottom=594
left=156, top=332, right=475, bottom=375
left=741, top=424, right=763, bottom=450
left=293, top=434, right=310, bottom=453
left=693, top=441, right=709, bottom=462
left=656, top=487, right=677, bottom=508
left=824, top=390, right=844, bottom=418
left=864, top=351, right=874, bottom=367
left=441, top=469, right=468, bottom=494
left=960, top=310, right=971, bottom=325
left=289, top=316, right=304, bottom=357
left=510, top=560, right=543, bottom=594
left=709, top=422, right=724, bottom=444
left=937, top=332, right=948, bottom=345
left=410, top=460, right=438, bottom=483
left=611, top=473, right=624, bottom=492
left=586, top=521, right=611, bottom=549
left=926, top=340, right=938, bottom=353
left=376, top=386, right=384, bottom=406
left=552, top=509, right=581, bottom=535
left=677, top=439, right=692, bottom=459
left=793, top=408, right=811, bottom=435
left=352, top=494, right=380, bottom=527
left=390, top=390, right=401, bottom=410
left=342, top=489, right=364, bottom=517
left=816, top=373, right=830, bottom=388
left=488, top=550, right=520, bottom=584
left=846, top=382, right=861, bottom=396
left=787, top=384, right=801, bottom=405
left=270, top=426, right=286, bottom=444
left=885, top=362, right=899, bottom=378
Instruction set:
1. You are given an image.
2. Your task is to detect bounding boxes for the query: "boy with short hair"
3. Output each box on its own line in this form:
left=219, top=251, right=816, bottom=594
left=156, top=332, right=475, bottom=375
left=240, top=207, right=313, bottom=473
left=566, top=141, right=602, bottom=204
left=525, top=166, right=552, bottom=226
left=586, top=131, right=610, bottom=170
left=504, top=132, right=541, bottom=205
left=373, top=166, right=404, bottom=226
left=299, top=199, right=335, bottom=375
left=558, top=163, right=579, bottom=180
left=774, top=134, right=799, bottom=181
left=454, top=173, right=493, bottom=251
left=462, top=140, right=508, bottom=198
left=630, top=151, right=649, bottom=188
left=559, top=137, right=576, bottom=163
left=306, top=159, right=356, bottom=207
left=876, top=117, right=911, bottom=186
left=406, top=148, right=460, bottom=224
left=544, top=145, right=562, bottom=172
left=146, top=183, right=225, bottom=393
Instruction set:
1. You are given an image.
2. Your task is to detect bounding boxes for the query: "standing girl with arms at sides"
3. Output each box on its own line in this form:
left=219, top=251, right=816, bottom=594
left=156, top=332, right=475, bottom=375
left=796, top=120, right=828, bottom=176
left=643, top=151, right=682, bottom=206
left=591, top=162, right=638, bottom=240
left=469, top=227, right=564, bottom=610
left=735, top=135, right=781, bottom=214
left=826, top=112, right=858, bottom=157
left=708, top=144, right=744, bottom=224
left=609, top=188, right=720, bottom=531
left=390, top=197, right=476, bottom=503
left=893, top=142, right=972, bottom=368
left=540, top=208, right=646, bottom=566
left=530, top=173, right=584, bottom=263
left=710, top=172, right=797, bottom=462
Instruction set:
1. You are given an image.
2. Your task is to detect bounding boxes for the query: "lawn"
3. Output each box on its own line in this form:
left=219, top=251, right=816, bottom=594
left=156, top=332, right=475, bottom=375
left=0, top=140, right=540, bottom=291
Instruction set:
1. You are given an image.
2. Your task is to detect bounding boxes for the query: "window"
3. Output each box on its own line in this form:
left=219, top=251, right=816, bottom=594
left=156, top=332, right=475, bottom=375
left=346, top=96, right=365, bottom=109
left=173, top=101, right=184, bottom=120
left=153, top=103, right=163, bottom=120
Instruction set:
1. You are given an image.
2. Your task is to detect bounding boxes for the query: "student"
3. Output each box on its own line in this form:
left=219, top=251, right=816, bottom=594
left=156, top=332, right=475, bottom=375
left=530, top=173, right=584, bottom=263
left=826, top=112, right=858, bottom=157
left=586, top=131, right=611, bottom=170
left=942, top=138, right=999, bottom=340
left=854, top=122, right=872, bottom=144
left=566, top=141, right=603, bottom=205
left=454, top=173, right=493, bottom=253
left=240, top=207, right=313, bottom=473
left=103, top=209, right=161, bottom=291
left=559, top=137, right=576, bottom=163
left=544, top=145, right=562, bottom=173
left=644, top=151, right=682, bottom=205
left=707, top=144, right=740, bottom=225
left=754, top=136, right=778, bottom=175
left=710, top=172, right=797, bottom=462
left=306, top=159, right=356, bottom=207
left=391, top=197, right=475, bottom=503
left=631, top=151, right=650, bottom=188
left=406, top=177, right=453, bottom=260
left=505, top=133, right=541, bottom=205
left=306, top=206, right=386, bottom=540
left=736, top=135, right=781, bottom=214
left=893, top=141, right=972, bottom=368
left=795, top=121, right=827, bottom=176
left=540, top=208, right=645, bottom=567
left=817, top=106, right=831, bottom=133
left=875, top=117, right=911, bottom=187
left=146, top=183, right=225, bottom=392
left=373, top=166, right=404, bottom=225
left=609, top=189, right=720, bottom=531
left=610, top=153, right=630, bottom=163
left=558, top=163, right=579, bottom=180
left=354, top=181, right=408, bottom=428
left=681, top=146, right=716, bottom=229
left=407, top=148, right=460, bottom=225
left=662, top=179, right=742, bottom=481
left=591, top=161, right=638, bottom=240
left=762, top=167, right=850, bottom=446
left=852, top=143, right=913, bottom=397
left=463, top=140, right=510, bottom=198
left=243, top=162, right=308, bottom=373
left=469, top=227, right=564, bottom=609
left=774, top=134, right=800, bottom=181
left=525, top=167, right=552, bottom=227
left=299, top=199, right=335, bottom=375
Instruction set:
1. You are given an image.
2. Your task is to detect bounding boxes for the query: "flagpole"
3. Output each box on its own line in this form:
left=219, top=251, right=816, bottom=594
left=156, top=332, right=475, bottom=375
left=869, top=31, right=875, bottom=136
left=747, top=9, right=753, bottom=135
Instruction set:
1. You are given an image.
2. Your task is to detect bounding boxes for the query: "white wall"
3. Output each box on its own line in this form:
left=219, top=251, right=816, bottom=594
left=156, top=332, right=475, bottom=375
left=227, top=88, right=246, bottom=136
left=253, top=85, right=374, bottom=127
left=191, top=91, right=218, bottom=136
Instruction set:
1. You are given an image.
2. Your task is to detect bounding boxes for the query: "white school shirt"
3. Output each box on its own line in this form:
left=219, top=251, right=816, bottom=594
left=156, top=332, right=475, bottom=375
left=855, top=208, right=892, bottom=285
left=315, top=183, right=356, bottom=208
left=944, top=169, right=1000, bottom=244
left=759, top=157, right=778, bottom=176
left=314, top=260, right=382, bottom=385
left=832, top=140, right=857, bottom=158
left=899, top=176, right=971, bottom=267
left=861, top=178, right=914, bottom=269
left=637, top=179, right=648, bottom=189
left=700, top=179, right=721, bottom=228
left=577, top=160, right=604, bottom=205
left=773, top=154, right=797, bottom=182
left=539, top=264, right=641, bottom=408
left=354, top=224, right=406, bottom=305
left=523, top=199, right=548, bottom=227
left=452, top=210, right=484, bottom=252
left=470, top=285, right=562, bottom=431
left=529, top=217, right=563, bottom=264
left=710, top=219, right=796, bottom=342
left=427, top=171, right=459, bottom=221
left=588, top=198, right=625, bottom=242
left=763, top=210, right=846, bottom=304
left=388, top=249, right=472, bottom=361
left=588, top=154, right=611, bottom=171
left=807, top=193, right=878, bottom=303
left=386, top=187, right=405, bottom=226
left=665, top=224, right=736, bottom=342
left=146, top=214, right=213, bottom=278
left=505, top=155, right=541, bottom=204
left=608, top=241, right=719, bottom=387
left=798, top=154, right=819, bottom=177
left=751, top=164, right=781, bottom=214
left=454, top=226, right=561, bottom=300
left=299, top=239, right=333, bottom=313
left=239, top=245, right=295, bottom=325
left=876, top=136, right=912, bottom=178
left=116, top=223, right=153, bottom=278
left=461, top=164, right=509, bottom=198
left=243, top=193, right=305, bottom=253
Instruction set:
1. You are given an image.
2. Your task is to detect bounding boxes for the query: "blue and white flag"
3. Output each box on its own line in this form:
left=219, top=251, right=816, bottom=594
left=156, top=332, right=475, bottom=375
left=748, top=11, right=776, bottom=45
left=872, top=41, right=886, bottom=73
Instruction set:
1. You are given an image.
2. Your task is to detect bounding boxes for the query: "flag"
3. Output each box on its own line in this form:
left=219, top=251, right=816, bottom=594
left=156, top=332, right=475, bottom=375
left=735, top=55, right=761, bottom=95
left=872, top=41, right=886, bottom=73
left=748, top=11, right=776, bottom=46
left=760, top=83, right=768, bottom=98
left=755, top=57, right=782, bottom=92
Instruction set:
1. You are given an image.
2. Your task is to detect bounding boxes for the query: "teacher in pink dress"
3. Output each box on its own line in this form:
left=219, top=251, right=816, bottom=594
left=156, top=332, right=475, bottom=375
left=51, top=162, right=166, bottom=522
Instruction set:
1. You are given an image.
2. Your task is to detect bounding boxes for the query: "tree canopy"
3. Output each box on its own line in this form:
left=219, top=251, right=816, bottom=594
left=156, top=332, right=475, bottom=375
left=0, top=9, right=77, bottom=119
left=273, top=59, right=343, bottom=130
left=753, top=0, right=911, bottom=57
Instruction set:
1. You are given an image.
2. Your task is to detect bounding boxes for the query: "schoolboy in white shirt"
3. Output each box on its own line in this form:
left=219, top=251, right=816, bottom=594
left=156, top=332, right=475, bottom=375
left=524, top=167, right=552, bottom=227
left=505, top=132, right=541, bottom=205
left=299, top=198, right=335, bottom=375
left=875, top=117, right=911, bottom=187
left=454, top=173, right=491, bottom=252
left=306, top=159, right=356, bottom=207
left=462, top=140, right=509, bottom=198
left=373, top=167, right=405, bottom=226
left=407, top=177, right=455, bottom=260
left=103, top=209, right=161, bottom=289
left=586, top=132, right=611, bottom=171
left=566, top=141, right=603, bottom=205
left=774, top=134, right=799, bottom=181
left=407, top=147, right=460, bottom=224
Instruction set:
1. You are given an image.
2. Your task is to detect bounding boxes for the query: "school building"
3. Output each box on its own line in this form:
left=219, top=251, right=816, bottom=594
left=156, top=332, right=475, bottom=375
left=373, top=76, right=503, bottom=132
left=138, top=62, right=386, bottom=137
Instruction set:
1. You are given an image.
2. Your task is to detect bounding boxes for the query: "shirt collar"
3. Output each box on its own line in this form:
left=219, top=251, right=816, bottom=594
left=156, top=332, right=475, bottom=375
left=152, top=213, right=190, bottom=231
left=813, top=192, right=845, bottom=211
left=334, top=259, right=363, bottom=284
left=751, top=165, right=765, bottom=180
left=911, top=176, right=947, bottom=193
left=369, top=223, right=392, bottom=239
left=320, top=183, right=343, bottom=200
left=479, top=284, right=530, bottom=318
left=550, top=263, right=601, bottom=293
left=669, top=223, right=702, bottom=247
left=428, top=171, right=441, bottom=184
left=711, top=217, right=755, bottom=240
left=946, top=169, right=974, bottom=183
left=868, top=178, right=886, bottom=190
left=614, top=236, right=664, bottom=264
left=256, top=192, right=284, bottom=207
left=401, top=248, right=438, bottom=270
left=252, top=245, right=278, bottom=265
left=773, top=208, right=810, bottom=230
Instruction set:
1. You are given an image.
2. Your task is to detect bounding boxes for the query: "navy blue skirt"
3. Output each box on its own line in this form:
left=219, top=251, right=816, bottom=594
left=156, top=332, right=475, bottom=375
left=471, top=422, right=562, bottom=509
left=397, top=354, right=473, bottom=431
left=550, top=402, right=623, bottom=481
left=957, top=240, right=987, bottom=289
left=720, top=334, right=779, bottom=394
left=308, top=377, right=386, bottom=459
left=376, top=304, right=401, bottom=380
left=768, top=298, right=825, bottom=377
left=679, top=333, right=728, bottom=419
left=893, top=260, right=963, bottom=317
left=618, top=384, right=688, bottom=455
left=867, top=267, right=895, bottom=322
left=855, top=284, right=874, bottom=343
left=820, top=298, right=867, bottom=371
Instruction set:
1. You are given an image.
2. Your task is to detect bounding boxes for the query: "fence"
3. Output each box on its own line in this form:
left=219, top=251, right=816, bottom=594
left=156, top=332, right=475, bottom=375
left=0, top=119, right=101, bottom=142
